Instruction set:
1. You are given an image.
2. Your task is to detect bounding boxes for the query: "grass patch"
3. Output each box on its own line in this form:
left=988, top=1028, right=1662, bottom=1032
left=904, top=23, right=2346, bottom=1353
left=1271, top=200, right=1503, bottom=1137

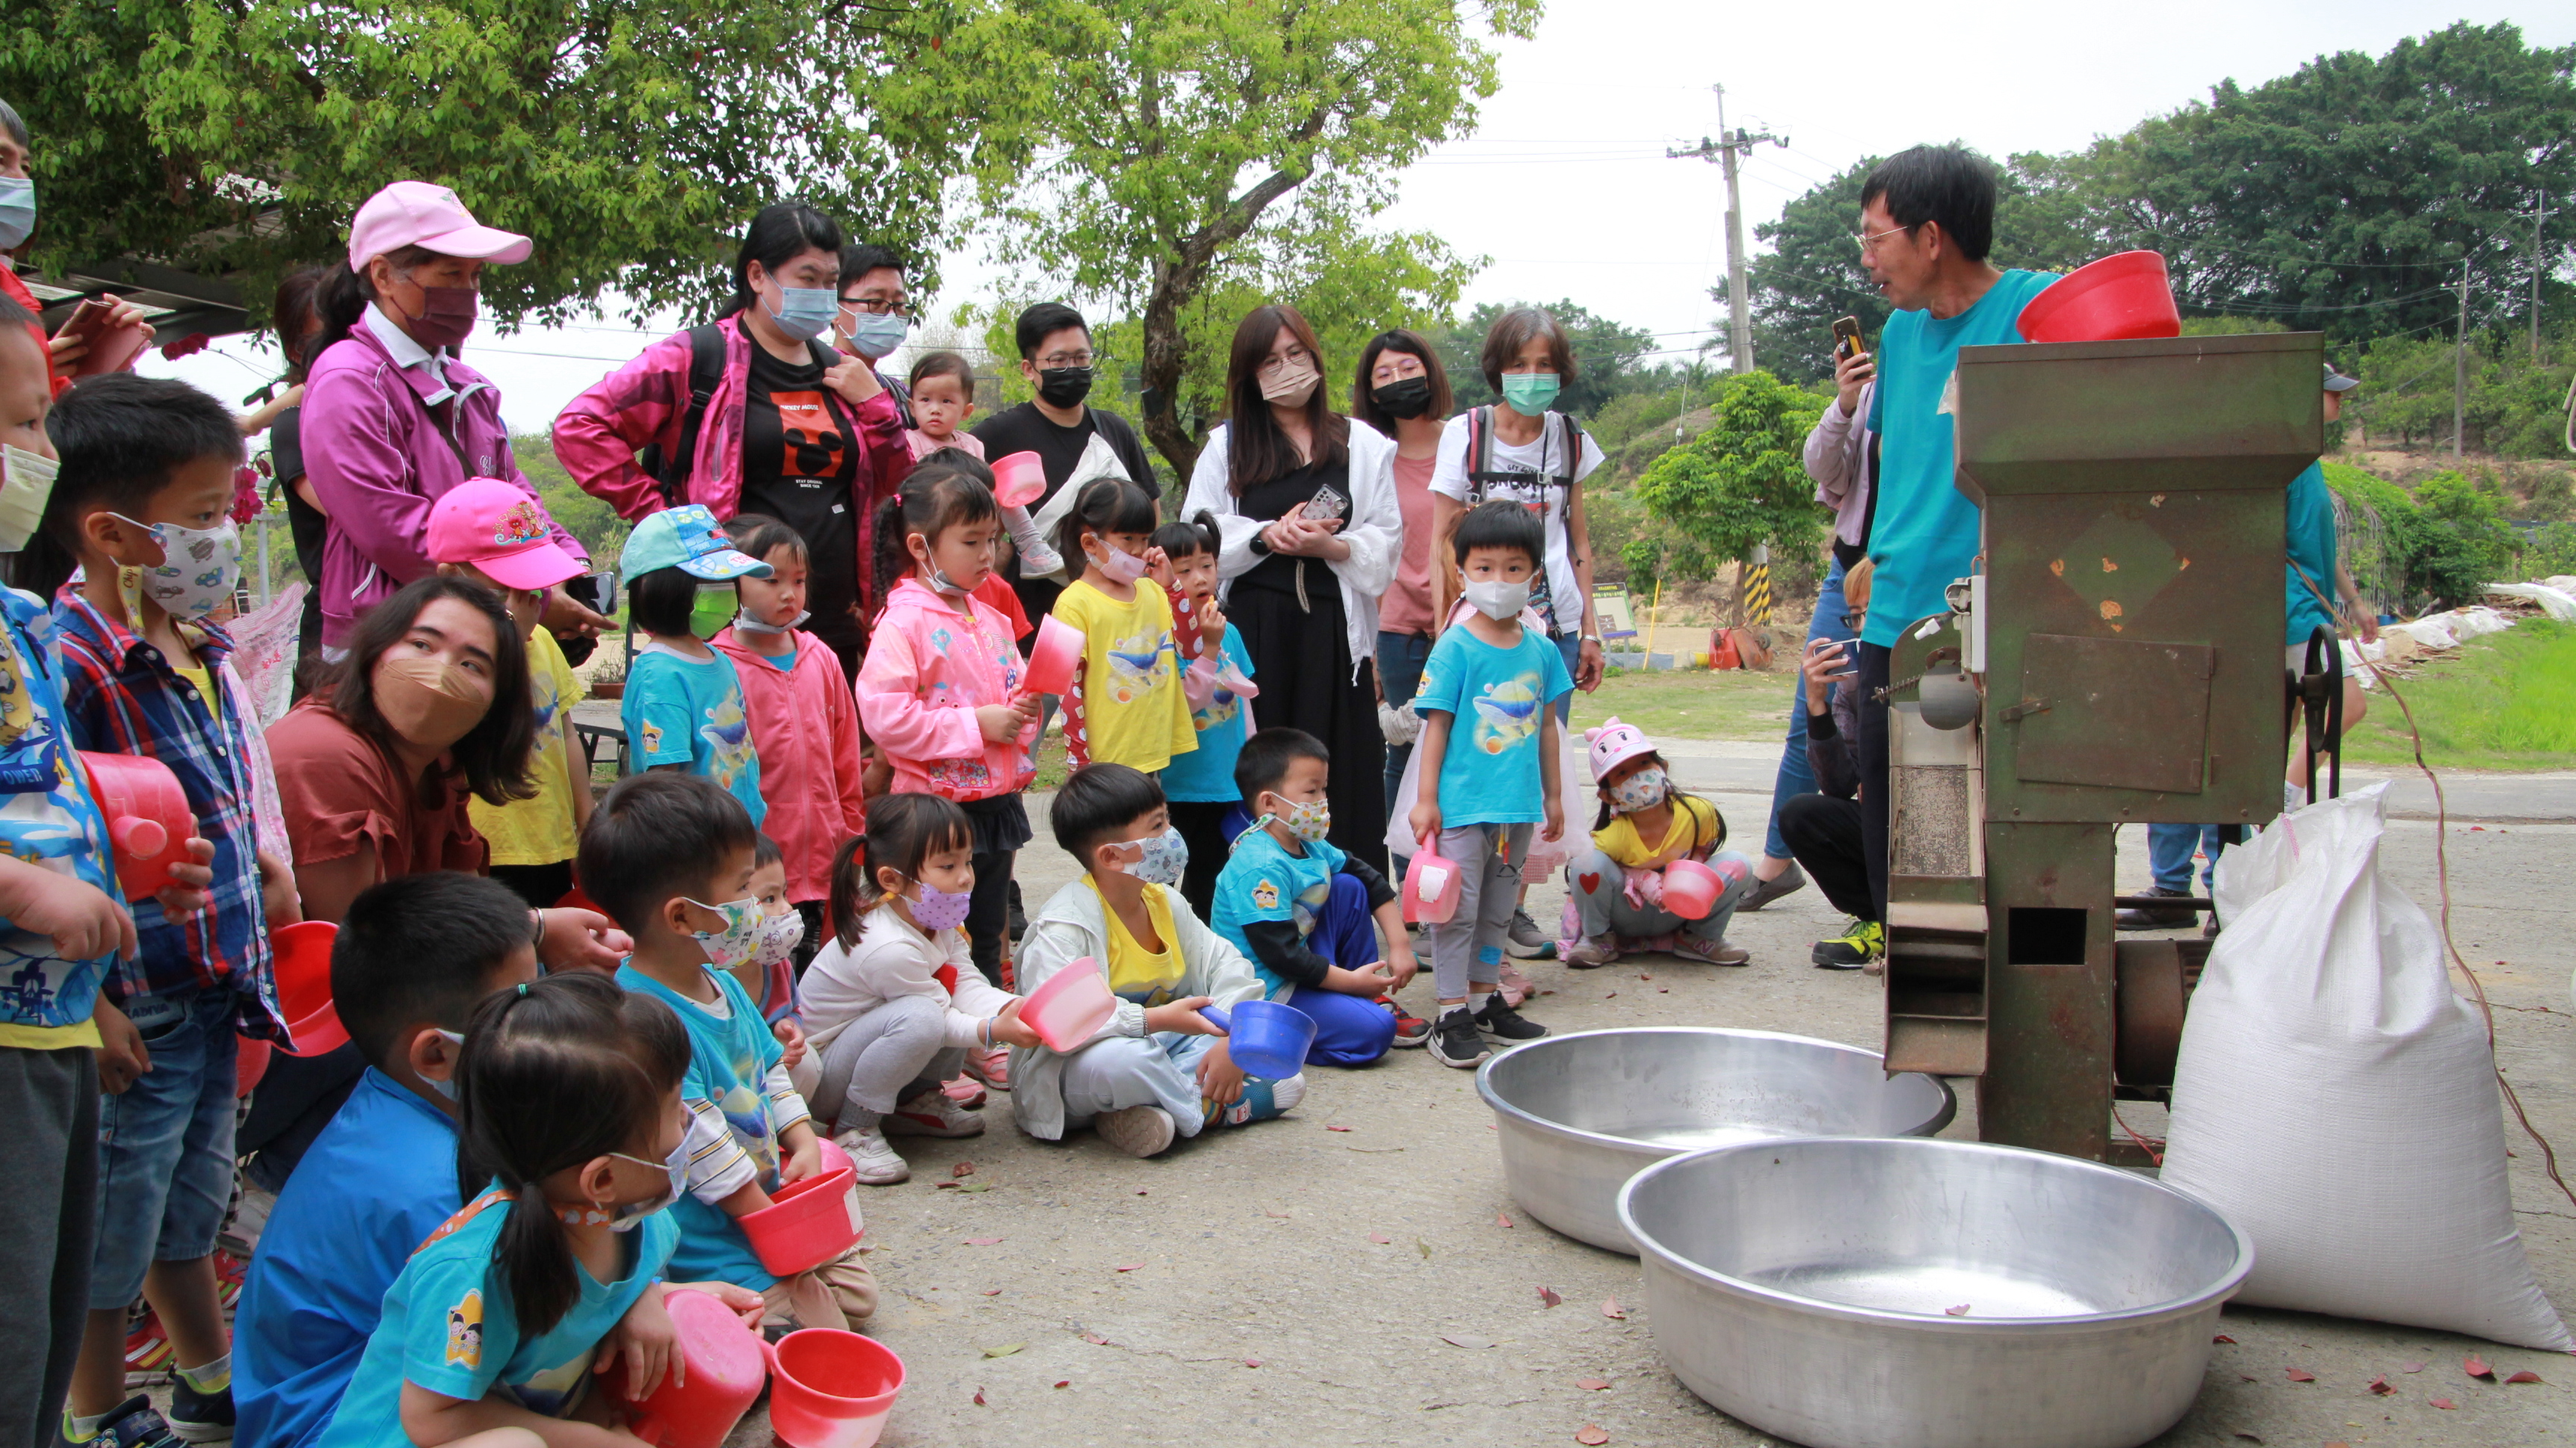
left=1569, top=665, right=1797, bottom=743
left=2344, top=619, right=2576, bottom=771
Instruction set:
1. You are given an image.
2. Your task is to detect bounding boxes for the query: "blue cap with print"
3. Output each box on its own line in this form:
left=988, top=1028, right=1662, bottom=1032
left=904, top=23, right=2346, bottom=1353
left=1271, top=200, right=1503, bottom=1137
left=619, top=505, right=774, bottom=584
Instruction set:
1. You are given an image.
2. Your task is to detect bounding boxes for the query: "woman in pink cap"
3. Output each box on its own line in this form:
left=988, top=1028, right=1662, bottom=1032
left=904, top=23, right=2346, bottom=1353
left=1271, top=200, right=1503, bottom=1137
left=298, top=181, right=605, bottom=658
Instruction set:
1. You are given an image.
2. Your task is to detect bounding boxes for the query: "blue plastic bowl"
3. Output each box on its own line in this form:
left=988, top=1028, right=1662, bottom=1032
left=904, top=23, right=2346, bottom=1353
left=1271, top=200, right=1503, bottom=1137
left=1197, top=1000, right=1316, bottom=1079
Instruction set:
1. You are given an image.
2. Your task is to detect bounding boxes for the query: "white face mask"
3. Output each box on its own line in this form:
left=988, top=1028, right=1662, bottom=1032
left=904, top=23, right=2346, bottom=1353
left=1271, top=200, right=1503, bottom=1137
left=1462, top=577, right=1531, bottom=621
left=0, top=445, right=60, bottom=554
left=752, top=906, right=805, bottom=968
left=732, top=607, right=810, bottom=637
left=112, top=513, right=243, bottom=620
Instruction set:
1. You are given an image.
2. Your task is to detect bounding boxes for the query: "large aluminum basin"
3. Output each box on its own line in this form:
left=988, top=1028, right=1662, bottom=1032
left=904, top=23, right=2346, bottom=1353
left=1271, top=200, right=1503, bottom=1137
left=1619, top=1136, right=2252, bottom=1448
left=1475, top=1027, right=1954, bottom=1253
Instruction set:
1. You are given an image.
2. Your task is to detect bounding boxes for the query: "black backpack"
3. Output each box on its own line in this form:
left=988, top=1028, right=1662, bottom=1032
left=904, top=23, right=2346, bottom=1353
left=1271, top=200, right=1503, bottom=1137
left=634, top=323, right=863, bottom=507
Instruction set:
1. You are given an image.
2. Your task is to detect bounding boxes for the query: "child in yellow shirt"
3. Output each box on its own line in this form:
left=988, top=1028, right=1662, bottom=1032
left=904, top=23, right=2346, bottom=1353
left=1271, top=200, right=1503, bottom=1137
left=1563, top=717, right=1753, bottom=968
left=1049, top=477, right=1195, bottom=773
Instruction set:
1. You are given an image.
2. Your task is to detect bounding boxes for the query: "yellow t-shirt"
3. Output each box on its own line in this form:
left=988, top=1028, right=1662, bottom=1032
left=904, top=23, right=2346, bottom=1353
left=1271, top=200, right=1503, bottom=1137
left=471, top=628, right=589, bottom=867
left=1053, top=579, right=1195, bottom=773
left=1088, top=877, right=1184, bottom=1005
left=170, top=656, right=219, bottom=728
left=1592, top=793, right=1723, bottom=870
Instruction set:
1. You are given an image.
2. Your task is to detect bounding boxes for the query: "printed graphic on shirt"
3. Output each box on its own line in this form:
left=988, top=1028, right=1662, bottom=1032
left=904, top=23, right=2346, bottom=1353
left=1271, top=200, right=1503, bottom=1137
left=637, top=720, right=664, bottom=758
left=1192, top=672, right=1242, bottom=731
left=702, top=695, right=756, bottom=793
left=1469, top=673, right=1546, bottom=755
left=1102, top=631, right=1174, bottom=705
left=445, top=1290, right=484, bottom=1368
left=1251, top=879, right=1279, bottom=912
left=512, top=1354, right=598, bottom=1419
left=771, top=390, right=847, bottom=479
left=1290, top=877, right=1330, bottom=938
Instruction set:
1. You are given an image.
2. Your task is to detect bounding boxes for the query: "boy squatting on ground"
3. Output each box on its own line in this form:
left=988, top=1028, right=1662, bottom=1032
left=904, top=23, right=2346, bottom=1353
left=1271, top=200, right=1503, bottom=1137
left=580, top=771, right=877, bottom=1331
left=1211, top=728, right=1424, bottom=1065
left=1010, top=763, right=1305, bottom=1158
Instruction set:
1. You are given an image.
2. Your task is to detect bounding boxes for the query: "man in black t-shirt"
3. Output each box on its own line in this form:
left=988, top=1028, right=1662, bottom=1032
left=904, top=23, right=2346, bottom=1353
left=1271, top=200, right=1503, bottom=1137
left=969, top=301, right=1158, bottom=638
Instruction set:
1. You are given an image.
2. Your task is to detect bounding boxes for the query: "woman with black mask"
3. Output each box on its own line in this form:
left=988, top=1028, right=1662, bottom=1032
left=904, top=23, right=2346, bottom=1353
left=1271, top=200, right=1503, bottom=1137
left=1351, top=329, right=1455, bottom=851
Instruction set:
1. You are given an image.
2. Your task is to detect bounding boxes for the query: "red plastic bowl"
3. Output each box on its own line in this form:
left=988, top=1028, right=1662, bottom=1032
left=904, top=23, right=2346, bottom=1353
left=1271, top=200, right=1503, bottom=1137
left=615, top=1289, right=767, bottom=1448
left=989, top=451, right=1047, bottom=510
left=740, top=1160, right=862, bottom=1278
left=271, top=921, right=348, bottom=1057
left=766, top=1329, right=905, bottom=1448
left=1019, top=614, right=1084, bottom=698
left=2016, top=250, right=2181, bottom=344
left=78, top=752, right=197, bottom=901
left=235, top=1036, right=271, bottom=1098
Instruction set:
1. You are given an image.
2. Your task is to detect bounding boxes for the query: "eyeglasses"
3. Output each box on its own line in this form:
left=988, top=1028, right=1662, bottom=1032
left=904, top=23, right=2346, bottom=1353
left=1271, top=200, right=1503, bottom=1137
left=1037, top=350, right=1096, bottom=368
left=1852, top=224, right=1912, bottom=257
left=1259, top=346, right=1315, bottom=374
left=839, top=297, right=913, bottom=321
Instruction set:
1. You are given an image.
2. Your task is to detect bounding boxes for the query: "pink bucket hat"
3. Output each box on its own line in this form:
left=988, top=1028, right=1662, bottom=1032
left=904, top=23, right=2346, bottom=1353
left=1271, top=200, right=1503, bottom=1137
left=1584, top=716, right=1657, bottom=783
left=427, top=479, right=585, bottom=591
left=348, top=182, right=532, bottom=270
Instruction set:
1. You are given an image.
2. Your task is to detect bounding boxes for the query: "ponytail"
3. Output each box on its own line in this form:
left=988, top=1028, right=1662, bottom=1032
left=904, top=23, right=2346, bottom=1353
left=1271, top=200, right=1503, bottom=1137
left=830, top=795, right=973, bottom=947
left=309, top=244, right=442, bottom=361
left=1054, top=476, right=1160, bottom=578
left=871, top=460, right=1001, bottom=612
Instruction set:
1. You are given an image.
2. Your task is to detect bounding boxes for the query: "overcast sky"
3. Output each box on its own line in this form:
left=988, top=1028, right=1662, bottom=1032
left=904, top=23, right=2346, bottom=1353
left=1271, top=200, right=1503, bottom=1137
left=146, top=2, right=2574, bottom=430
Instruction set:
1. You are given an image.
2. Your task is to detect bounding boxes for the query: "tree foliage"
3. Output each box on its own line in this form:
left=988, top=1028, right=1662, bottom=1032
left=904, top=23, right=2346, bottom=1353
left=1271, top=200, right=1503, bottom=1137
left=1632, top=369, right=1826, bottom=576
left=1430, top=297, right=1658, bottom=418
left=874, top=0, right=1539, bottom=475
left=0, top=0, right=952, bottom=327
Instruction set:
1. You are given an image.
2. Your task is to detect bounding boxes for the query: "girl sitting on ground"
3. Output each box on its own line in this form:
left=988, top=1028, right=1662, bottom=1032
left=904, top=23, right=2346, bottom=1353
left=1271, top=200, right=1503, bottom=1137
left=1563, top=718, right=1755, bottom=968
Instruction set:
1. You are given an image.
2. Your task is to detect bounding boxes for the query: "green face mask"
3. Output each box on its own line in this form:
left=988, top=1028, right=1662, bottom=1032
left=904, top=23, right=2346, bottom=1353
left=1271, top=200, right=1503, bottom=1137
left=1500, top=371, right=1560, bottom=415
left=690, top=585, right=736, bottom=640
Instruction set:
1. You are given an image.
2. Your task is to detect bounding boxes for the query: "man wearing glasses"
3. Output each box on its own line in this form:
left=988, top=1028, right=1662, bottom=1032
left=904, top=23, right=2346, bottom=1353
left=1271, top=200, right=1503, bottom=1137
left=835, top=243, right=918, bottom=415
left=1848, top=145, right=2057, bottom=931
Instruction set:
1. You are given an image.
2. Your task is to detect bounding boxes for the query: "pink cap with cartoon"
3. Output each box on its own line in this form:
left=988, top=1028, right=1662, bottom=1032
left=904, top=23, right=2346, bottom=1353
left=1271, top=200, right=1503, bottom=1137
left=1584, top=716, right=1656, bottom=783
left=426, top=479, right=585, bottom=591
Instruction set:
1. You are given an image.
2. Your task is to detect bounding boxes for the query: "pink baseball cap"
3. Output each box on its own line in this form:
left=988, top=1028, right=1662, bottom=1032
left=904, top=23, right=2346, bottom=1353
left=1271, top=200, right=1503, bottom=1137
left=347, top=182, right=532, bottom=271
left=1584, top=716, right=1658, bottom=783
left=427, top=480, right=586, bottom=591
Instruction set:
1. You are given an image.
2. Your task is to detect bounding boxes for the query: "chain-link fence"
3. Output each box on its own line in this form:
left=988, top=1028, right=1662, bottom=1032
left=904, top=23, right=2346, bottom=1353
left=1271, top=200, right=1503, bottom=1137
left=2329, top=486, right=2401, bottom=619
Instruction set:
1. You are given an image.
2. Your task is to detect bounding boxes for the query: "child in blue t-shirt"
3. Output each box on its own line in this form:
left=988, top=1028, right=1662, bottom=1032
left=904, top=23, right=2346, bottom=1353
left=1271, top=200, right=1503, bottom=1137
left=1212, top=728, right=1422, bottom=1065
left=1146, top=513, right=1259, bottom=920
left=580, top=772, right=877, bottom=1334
left=619, top=506, right=770, bottom=826
left=1406, top=502, right=1572, bottom=1070
left=316, top=972, right=759, bottom=1448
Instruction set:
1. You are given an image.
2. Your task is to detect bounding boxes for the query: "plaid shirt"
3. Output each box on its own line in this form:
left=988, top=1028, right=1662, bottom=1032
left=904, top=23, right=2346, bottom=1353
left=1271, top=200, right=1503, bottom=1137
left=50, top=588, right=278, bottom=1029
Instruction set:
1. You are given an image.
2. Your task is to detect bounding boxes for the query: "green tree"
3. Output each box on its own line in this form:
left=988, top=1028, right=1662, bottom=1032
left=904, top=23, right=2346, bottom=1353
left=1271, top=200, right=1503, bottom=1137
left=1632, top=370, right=1826, bottom=592
left=1432, top=297, right=1658, bottom=418
left=1, top=0, right=951, bottom=326
left=876, top=0, right=1539, bottom=477
left=2399, top=471, right=2518, bottom=608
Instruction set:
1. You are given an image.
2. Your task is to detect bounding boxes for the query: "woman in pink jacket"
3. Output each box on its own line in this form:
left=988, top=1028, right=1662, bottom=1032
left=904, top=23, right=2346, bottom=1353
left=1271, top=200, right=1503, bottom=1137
left=714, top=514, right=870, bottom=950
left=856, top=460, right=1039, bottom=993
left=553, top=204, right=912, bottom=680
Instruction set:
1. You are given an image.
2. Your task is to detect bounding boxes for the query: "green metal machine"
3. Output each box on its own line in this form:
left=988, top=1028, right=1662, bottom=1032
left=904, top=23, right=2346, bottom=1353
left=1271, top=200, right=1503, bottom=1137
left=1879, top=331, right=2327, bottom=1163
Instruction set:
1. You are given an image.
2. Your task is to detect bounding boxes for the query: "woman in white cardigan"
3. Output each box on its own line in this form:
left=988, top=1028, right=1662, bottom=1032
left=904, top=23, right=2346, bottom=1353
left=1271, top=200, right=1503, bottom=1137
left=1180, top=303, right=1400, bottom=869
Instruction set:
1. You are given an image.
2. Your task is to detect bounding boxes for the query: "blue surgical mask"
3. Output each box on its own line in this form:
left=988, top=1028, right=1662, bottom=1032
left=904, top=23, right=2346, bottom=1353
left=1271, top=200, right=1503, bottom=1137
left=768, top=285, right=840, bottom=341
left=1500, top=371, right=1560, bottom=415
left=0, top=177, right=32, bottom=251
left=841, top=309, right=909, bottom=360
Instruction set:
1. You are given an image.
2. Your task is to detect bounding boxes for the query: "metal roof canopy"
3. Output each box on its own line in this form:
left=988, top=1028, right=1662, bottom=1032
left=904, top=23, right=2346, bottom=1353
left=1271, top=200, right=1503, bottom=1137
left=22, top=258, right=252, bottom=345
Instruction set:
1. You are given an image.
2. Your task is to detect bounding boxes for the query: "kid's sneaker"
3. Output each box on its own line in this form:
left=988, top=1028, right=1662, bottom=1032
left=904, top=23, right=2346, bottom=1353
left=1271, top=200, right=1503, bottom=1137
left=166, top=1378, right=234, bottom=1444
left=941, top=1075, right=989, bottom=1109
left=1504, top=908, right=1557, bottom=959
left=1093, top=1104, right=1178, bottom=1158
left=832, top=1124, right=911, bottom=1185
left=1474, top=994, right=1548, bottom=1042
left=1212, top=1073, right=1306, bottom=1126
left=963, top=1046, right=1011, bottom=1092
left=1497, top=959, right=1535, bottom=1006
left=1382, top=998, right=1431, bottom=1048
left=1427, top=1008, right=1489, bottom=1070
left=884, top=1092, right=986, bottom=1138
left=83, top=1396, right=181, bottom=1448
left=1564, top=935, right=1619, bottom=968
left=1674, top=936, right=1751, bottom=966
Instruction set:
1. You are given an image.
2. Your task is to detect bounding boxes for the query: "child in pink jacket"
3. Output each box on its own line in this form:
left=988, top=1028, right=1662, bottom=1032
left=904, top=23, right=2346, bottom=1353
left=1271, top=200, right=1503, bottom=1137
left=856, top=458, right=1040, bottom=994
left=717, top=513, right=871, bottom=947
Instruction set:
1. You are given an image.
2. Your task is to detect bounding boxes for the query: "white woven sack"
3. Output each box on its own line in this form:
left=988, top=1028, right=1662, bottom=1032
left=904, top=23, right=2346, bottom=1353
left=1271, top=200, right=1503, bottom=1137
left=2162, top=783, right=2571, bottom=1349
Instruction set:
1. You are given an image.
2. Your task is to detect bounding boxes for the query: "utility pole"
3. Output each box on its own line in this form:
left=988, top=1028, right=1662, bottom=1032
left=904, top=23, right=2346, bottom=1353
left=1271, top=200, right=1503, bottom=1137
left=2454, top=264, right=2470, bottom=462
left=2524, top=201, right=2554, bottom=362
left=1668, top=84, right=1785, bottom=374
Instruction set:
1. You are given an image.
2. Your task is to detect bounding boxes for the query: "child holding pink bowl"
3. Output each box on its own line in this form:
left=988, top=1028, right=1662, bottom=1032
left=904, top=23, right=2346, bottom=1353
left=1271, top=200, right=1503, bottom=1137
left=1562, top=717, right=1753, bottom=969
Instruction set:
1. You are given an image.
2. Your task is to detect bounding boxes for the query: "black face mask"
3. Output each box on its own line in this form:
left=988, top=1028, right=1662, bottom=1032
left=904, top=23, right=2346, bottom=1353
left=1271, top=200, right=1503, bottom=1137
left=1372, top=375, right=1435, bottom=420
left=1036, top=365, right=1094, bottom=409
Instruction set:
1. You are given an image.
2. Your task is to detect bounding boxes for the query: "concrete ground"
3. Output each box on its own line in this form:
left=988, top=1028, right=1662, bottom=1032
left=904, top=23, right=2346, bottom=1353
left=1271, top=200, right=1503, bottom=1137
left=732, top=746, right=2575, bottom=1448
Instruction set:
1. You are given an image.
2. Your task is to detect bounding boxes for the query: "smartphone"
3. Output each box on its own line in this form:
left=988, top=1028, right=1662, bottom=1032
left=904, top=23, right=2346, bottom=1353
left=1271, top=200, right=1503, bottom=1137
left=56, top=297, right=151, bottom=377
left=581, top=569, right=618, bottom=618
left=1303, top=484, right=1350, bottom=523
left=1832, top=316, right=1865, bottom=364
left=55, top=297, right=116, bottom=346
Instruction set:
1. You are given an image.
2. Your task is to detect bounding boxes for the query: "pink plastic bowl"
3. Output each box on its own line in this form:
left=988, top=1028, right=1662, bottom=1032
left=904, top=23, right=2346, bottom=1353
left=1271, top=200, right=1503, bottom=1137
left=740, top=1160, right=862, bottom=1278
left=79, top=752, right=197, bottom=901
left=616, top=1289, right=767, bottom=1448
left=1020, top=615, right=1083, bottom=698
left=1401, top=851, right=1463, bottom=925
left=1661, top=859, right=1726, bottom=921
left=766, top=1329, right=905, bottom=1448
left=989, top=451, right=1047, bottom=510
left=1022, top=956, right=1117, bottom=1052
left=812, top=1139, right=867, bottom=1236
left=271, top=921, right=348, bottom=1057
left=2017, top=250, right=2181, bottom=344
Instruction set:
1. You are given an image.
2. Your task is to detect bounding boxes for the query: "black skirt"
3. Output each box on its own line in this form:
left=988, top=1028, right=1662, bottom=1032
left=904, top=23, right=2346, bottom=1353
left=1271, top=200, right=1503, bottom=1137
left=1229, top=574, right=1387, bottom=873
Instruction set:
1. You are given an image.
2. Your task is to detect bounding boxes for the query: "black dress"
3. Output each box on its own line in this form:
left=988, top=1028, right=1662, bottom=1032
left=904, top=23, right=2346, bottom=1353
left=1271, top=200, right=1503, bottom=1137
left=1230, top=455, right=1388, bottom=871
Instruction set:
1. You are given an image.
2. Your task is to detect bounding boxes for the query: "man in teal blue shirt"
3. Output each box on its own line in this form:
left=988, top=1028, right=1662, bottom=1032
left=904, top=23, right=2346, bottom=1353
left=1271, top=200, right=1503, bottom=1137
left=1850, top=145, right=2056, bottom=923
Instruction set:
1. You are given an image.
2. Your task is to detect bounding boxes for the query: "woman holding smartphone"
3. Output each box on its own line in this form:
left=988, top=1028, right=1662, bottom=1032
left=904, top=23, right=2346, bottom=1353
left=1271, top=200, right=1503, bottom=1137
left=1180, top=303, right=1401, bottom=870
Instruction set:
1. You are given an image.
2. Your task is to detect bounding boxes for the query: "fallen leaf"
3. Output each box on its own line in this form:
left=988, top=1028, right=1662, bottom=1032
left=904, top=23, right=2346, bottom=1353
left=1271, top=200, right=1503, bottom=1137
left=2230, top=1435, right=2262, bottom=1444
left=956, top=1181, right=992, bottom=1192
left=2368, top=1376, right=2394, bottom=1396
left=2430, top=1397, right=2456, bottom=1410
left=1081, top=1333, right=1108, bottom=1345
left=983, top=1343, right=1025, bottom=1358
left=1538, top=1285, right=1563, bottom=1308
left=1417, top=1238, right=1432, bottom=1260
left=1576, top=1378, right=1611, bottom=1391
left=1637, top=974, right=1650, bottom=980
left=936, top=1181, right=959, bottom=1189
left=2238, top=1375, right=2258, bottom=1383
left=2505, top=1370, right=2545, bottom=1384
left=1576, top=1427, right=1610, bottom=1446
left=1368, top=1232, right=1392, bottom=1244
left=1440, top=1334, right=1494, bottom=1349
left=1114, top=1263, right=1143, bottom=1272
left=964, top=1237, right=1003, bottom=1246
left=981, top=1288, right=1001, bottom=1296
left=2401, top=1361, right=2425, bottom=1373
left=1498, top=1213, right=1514, bottom=1228
left=2465, top=1355, right=2495, bottom=1382
left=2212, top=1334, right=2236, bottom=1344
left=1136, top=1189, right=1148, bottom=1195
left=1326, top=1124, right=1353, bottom=1133
left=974, top=1387, right=986, bottom=1405
left=1244, top=1358, right=1261, bottom=1368
left=2324, top=1442, right=2348, bottom=1448
left=1265, top=1210, right=1292, bottom=1219
left=1658, top=988, right=1669, bottom=993
left=1601, top=1297, right=1626, bottom=1320
left=1945, top=1304, right=1971, bottom=1316
left=2285, top=1368, right=2315, bottom=1383
left=1604, top=991, right=1616, bottom=998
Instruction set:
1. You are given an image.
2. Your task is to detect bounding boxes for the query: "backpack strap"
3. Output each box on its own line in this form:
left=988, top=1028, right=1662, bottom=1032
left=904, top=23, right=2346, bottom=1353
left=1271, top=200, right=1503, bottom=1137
left=413, top=1188, right=513, bottom=1257
left=652, top=323, right=730, bottom=508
